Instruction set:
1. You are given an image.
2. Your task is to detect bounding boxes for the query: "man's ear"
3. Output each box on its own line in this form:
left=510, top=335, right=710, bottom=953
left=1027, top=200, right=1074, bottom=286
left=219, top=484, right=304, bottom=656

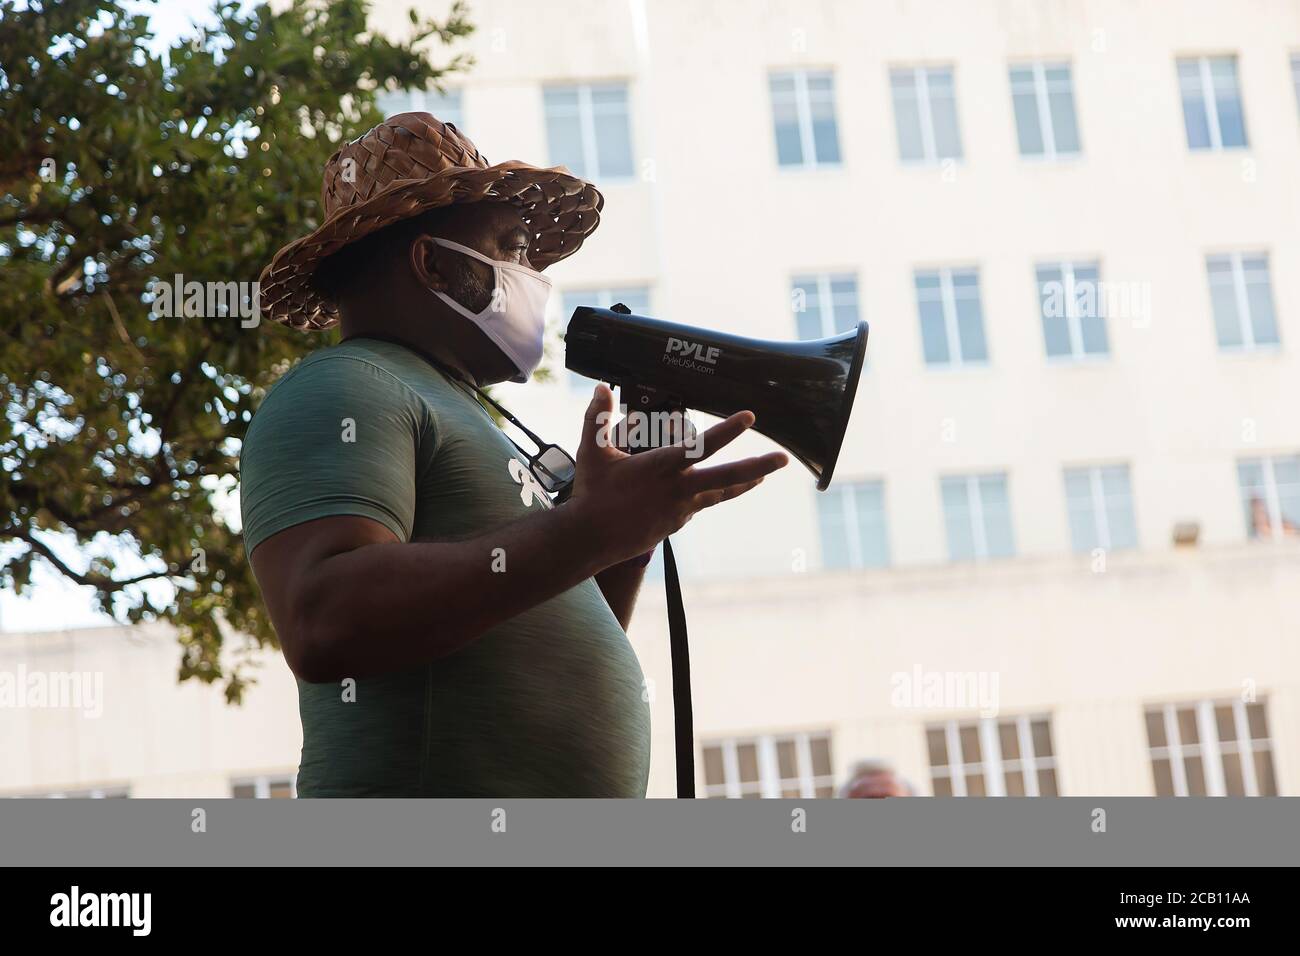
left=409, top=234, right=452, bottom=292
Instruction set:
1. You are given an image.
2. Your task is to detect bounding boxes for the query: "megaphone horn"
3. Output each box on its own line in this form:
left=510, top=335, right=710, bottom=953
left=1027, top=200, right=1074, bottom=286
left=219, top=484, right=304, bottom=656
left=565, top=305, right=869, bottom=490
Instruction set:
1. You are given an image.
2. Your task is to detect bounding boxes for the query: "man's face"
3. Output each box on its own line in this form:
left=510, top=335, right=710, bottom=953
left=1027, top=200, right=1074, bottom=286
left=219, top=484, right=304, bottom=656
left=425, top=202, right=536, bottom=314
left=409, top=201, right=540, bottom=383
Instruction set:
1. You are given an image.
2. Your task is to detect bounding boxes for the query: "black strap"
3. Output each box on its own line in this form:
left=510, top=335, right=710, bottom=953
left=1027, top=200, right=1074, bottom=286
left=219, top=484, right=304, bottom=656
left=660, top=537, right=695, bottom=798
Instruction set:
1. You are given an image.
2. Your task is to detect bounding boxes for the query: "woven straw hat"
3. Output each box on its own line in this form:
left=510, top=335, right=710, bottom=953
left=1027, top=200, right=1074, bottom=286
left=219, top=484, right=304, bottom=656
left=258, top=111, right=604, bottom=330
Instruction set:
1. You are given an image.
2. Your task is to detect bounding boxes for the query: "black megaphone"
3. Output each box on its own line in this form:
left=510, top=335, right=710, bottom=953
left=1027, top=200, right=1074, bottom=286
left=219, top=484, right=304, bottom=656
left=564, top=305, right=868, bottom=489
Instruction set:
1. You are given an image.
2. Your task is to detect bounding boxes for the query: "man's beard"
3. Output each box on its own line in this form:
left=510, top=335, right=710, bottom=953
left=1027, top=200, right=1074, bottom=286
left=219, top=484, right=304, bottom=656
left=447, top=258, right=494, bottom=314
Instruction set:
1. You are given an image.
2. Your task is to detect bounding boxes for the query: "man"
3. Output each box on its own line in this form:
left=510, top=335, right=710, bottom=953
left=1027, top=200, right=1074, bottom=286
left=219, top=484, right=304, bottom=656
left=840, top=760, right=915, bottom=798
left=242, top=113, right=787, bottom=797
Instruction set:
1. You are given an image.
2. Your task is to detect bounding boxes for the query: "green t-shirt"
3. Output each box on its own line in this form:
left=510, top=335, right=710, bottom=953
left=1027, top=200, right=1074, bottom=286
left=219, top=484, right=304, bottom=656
left=239, top=337, right=651, bottom=797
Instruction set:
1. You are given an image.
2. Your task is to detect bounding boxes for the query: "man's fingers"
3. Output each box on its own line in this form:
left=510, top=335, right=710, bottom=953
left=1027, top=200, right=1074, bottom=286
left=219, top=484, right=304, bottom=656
left=695, top=476, right=767, bottom=510
left=687, top=451, right=789, bottom=493
left=578, top=384, right=615, bottom=459
left=668, top=410, right=755, bottom=465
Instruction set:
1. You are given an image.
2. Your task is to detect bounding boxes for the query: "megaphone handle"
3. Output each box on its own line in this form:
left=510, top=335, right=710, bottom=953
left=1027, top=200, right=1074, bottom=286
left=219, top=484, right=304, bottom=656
left=660, top=536, right=695, bottom=799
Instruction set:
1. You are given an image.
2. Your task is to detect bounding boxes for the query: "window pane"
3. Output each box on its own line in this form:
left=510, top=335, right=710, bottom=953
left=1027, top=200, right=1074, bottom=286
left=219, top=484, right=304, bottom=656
left=890, top=70, right=926, bottom=161
left=1047, top=69, right=1080, bottom=154
left=965, top=772, right=986, bottom=797
left=777, top=739, right=797, bottom=778
left=1215, top=704, right=1236, bottom=743
left=932, top=775, right=953, bottom=797
left=1012, top=87, right=1044, bottom=156
left=1064, top=468, right=1099, bottom=553
left=817, top=487, right=850, bottom=570
left=544, top=103, right=587, bottom=178
left=1073, top=263, right=1108, bottom=355
left=808, top=72, right=841, bottom=164
left=1211, top=57, right=1247, bottom=147
left=1177, top=707, right=1199, bottom=746
left=1244, top=262, right=1279, bottom=345
left=916, top=272, right=951, bottom=364
left=1152, top=757, right=1174, bottom=796
left=927, top=727, right=948, bottom=766
left=1004, top=769, right=1026, bottom=796
left=1038, top=264, right=1072, bottom=356
left=1178, top=60, right=1211, bottom=149
left=959, top=724, right=981, bottom=763
left=1275, top=457, right=1300, bottom=531
left=927, top=68, right=963, bottom=159
left=1238, top=458, right=1267, bottom=537
left=942, top=477, right=976, bottom=561
left=770, top=73, right=804, bottom=166
left=1184, top=756, right=1207, bottom=796
left=1101, top=465, right=1137, bottom=550
left=1254, top=748, right=1277, bottom=795
left=999, top=721, right=1020, bottom=761
left=829, top=277, right=860, bottom=334
left=854, top=481, right=889, bottom=568
left=591, top=85, right=633, bottom=178
left=792, top=277, right=822, bottom=340
left=919, top=297, right=951, bottom=364
left=1222, top=752, right=1246, bottom=796
left=1031, top=719, right=1053, bottom=757
left=953, top=274, right=988, bottom=363
left=1145, top=710, right=1167, bottom=749
left=978, top=473, right=1015, bottom=559
left=736, top=743, right=759, bottom=782
left=810, top=736, right=833, bottom=777
left=1246, top=702, right=1268, bottom=740
left=1037, top=769, right=1058, bottom=796
left=1207, top=256, right=1242, bottom=348
left=703, top=746, right=726, bottom=786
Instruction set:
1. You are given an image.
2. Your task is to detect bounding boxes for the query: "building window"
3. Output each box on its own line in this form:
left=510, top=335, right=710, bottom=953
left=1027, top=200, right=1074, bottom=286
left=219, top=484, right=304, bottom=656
left=1037, top=260, right=1108, bottom=359
left=1146, top=699, right=1277, bottom=796
left=890, top=66, right=963, bottom=163
left=941, top=473, right=1015, bottom=561
left=817, top=480, right=889, bottom=570
left=927, top=715, right=1058, bottom=797
left=543, top=83, right=634, bottom=181
left=1064, top=464, right=1137, bottom=553
left=1207, top=252, right=1279, bottom=350
left=231, top=774, right=297, bottom=798
left=1177, top=56, right=1247, bottom=150
left=376, top=87, right=464, bottom=129
left=11, top=787, right=130, bottom=799
left=562, top=287, right=651, bottom=390
left=791, top=273, right=859, bottom=340
left=915, top=267, right=988, bottom=367
left=702, top=731, right=835, bottom=798
left=1237, top=455, right=1300, bottom=540
left=1009, top=62, right=1081, bottom=159
left=769, top=70, right=841, bottom=168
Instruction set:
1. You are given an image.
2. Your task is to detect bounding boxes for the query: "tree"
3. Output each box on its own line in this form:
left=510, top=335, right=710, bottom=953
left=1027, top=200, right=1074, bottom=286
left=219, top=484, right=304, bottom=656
left=0, top=0, right=472, bottom=701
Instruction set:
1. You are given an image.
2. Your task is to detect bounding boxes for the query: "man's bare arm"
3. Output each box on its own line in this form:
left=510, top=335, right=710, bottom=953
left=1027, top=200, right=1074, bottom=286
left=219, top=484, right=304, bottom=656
left=595, top=557, right=648, bottom=631
left=250, top=386, right=787, bottom=682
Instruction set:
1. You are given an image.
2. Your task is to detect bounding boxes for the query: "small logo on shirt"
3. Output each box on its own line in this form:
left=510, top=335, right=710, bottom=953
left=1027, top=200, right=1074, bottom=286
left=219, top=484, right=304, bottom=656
left=508, top=458, right=550, bottom=509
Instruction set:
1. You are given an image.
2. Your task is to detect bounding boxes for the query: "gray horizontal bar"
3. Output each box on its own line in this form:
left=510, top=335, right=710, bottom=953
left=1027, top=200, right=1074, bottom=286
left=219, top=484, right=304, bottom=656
left=1, top=798, right=1296, bottom=866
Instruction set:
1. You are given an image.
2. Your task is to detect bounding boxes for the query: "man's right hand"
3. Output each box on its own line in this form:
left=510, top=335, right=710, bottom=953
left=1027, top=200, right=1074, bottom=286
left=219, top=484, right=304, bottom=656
left=568, top=384, right=789, bottom=564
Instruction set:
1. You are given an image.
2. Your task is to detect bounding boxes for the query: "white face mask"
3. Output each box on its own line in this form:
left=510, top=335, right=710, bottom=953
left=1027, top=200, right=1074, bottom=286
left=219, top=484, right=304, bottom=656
left=428, top=237, right=552, bottom=383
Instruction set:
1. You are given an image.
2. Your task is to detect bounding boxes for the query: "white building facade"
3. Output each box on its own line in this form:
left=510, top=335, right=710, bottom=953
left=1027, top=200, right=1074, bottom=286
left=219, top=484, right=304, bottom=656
left=4, top=0, right=1299, bottom=799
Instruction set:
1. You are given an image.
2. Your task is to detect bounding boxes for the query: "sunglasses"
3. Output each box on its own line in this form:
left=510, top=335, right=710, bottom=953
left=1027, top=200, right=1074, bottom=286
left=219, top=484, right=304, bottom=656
left=461, top=382, right=577, bottom=500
